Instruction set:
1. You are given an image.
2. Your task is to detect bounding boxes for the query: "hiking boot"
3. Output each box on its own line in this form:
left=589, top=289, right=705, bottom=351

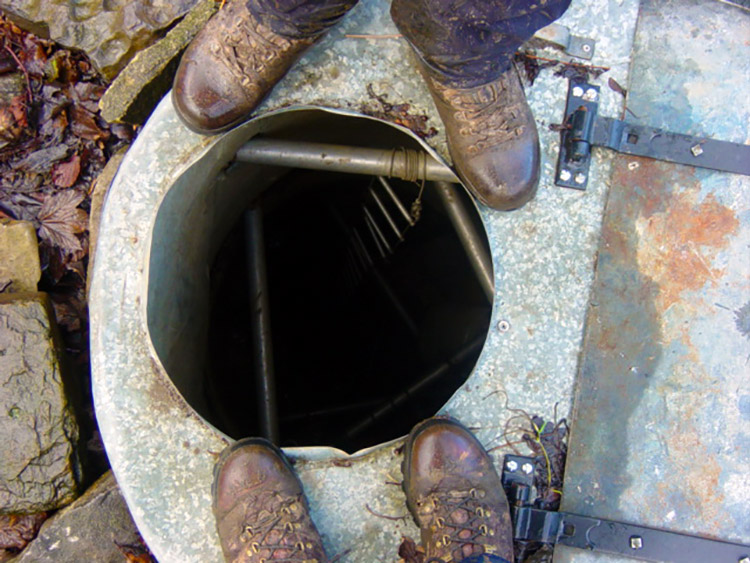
left=422, top=66, right=540, bottom=211
left=173, top=0, right=317, bottom=134
left=402, top=417, right=514, bottom=562
left=212, top=438, right=328, bottom=563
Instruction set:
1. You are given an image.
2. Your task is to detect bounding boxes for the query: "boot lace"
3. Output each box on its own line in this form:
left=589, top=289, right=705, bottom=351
left=237, top=494, right=322, bottom=563
left=434, top=72, right=527, bottom=155
left=423, top=487, right=497, bottom=562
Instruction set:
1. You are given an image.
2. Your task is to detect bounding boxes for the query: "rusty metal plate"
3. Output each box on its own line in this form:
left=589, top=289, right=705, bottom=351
left=557, top=0, right=750, bottom=560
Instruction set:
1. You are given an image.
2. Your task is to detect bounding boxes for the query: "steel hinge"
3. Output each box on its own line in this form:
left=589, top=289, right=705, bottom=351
left=502, top=454, right=750, bottom=562
left=554, top=80, right=750, bottom=189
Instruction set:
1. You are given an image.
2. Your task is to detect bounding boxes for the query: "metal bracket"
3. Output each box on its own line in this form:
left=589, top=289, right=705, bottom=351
left=535, top=23, right=596, bottom=59
left=502, top=455, right=750, bottom=562
left=555, top=79, right=750, bottom=189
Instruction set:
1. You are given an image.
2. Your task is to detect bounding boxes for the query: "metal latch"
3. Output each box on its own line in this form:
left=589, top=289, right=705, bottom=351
left=502, top=454, right=750, bottom=562
left=535, top=23, right=596, bottom=59
left=555, top=80, right=750, bottom=189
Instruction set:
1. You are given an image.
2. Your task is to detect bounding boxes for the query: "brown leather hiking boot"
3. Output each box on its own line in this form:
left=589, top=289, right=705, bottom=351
left=402, top=418, right=514, bottom=563
left=212, top=438, right=328, bottom=563
left=173, top=1, right=317, bottom=134
left=422, top=67, right=540, bottom=211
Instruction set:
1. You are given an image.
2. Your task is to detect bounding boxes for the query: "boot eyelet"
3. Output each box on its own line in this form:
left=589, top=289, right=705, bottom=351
left=442, top=535, right=451, bottom=545
left=436, top=517, right=445, bottom=528
left=296, top=541, right=306, bottom=551
left=475, top=507, right=484, bottom=517
left=251, top=542, right=260, bottom=553
left=469, top=488, right=478, bottom=498
left=479, top=524, right=489, bottom=536
left=285, top=521, right=295, bottom=532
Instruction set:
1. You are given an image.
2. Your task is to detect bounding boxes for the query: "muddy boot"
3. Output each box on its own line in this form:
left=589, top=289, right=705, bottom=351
left=173, top=0, right=357, bottom=134
left=391, top=0, right=571, bottom=210
left=212, top=438, right=329, bottom=562
left=402, top=417, right=515, bottom=563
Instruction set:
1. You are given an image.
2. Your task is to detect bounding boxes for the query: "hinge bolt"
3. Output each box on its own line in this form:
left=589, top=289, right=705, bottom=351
left=506, top=460, right=518, bottom=472
left=572, top=86, right=584, bottom=98
left=574, top=173, right=587, bottom=185
left=629, top=536, right=643, bottom=550
left=559, top=169, right=572, bottom=182
left=521, top=462, right=534, bottom=475
left=739, top=557, right=750, bottom=563
left=584, top=88, right=599, bottom=101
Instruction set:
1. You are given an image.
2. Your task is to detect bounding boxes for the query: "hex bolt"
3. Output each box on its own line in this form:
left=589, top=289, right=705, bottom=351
left=691, top=144, right=704, bottom=157
left=559, top=169, right=572, bottom=182
left=521, top=463, right=534, bottom=475
left=574, top=173, right=587, bottom=185
left=629, top=536, right=644, bottom=550
left=506, top=460, right=518, bottom=472
left=572, top=86, right=584, bottom=98
left=498, top=320, right=511, bottom=332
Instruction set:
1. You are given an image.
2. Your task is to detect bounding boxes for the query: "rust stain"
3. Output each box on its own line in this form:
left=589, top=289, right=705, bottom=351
left=658, top=420, right=725, bottom=532
left=613, top=157, right=739, bottom=313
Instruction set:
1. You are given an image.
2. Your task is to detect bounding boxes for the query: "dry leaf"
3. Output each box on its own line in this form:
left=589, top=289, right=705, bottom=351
left=38, top=190, right=88, bottom=254
left=608, top=77, right=627, bottom=97
left=52, top=153, right=81, bottom=188
left=397, top=536, right=425, bottom=563
left=0, top=513, right=48, bottom=551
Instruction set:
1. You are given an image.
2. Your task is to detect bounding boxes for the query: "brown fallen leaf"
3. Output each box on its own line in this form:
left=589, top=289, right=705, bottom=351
left=52, top=153, right=81, bottom=188
left=608, top=77, right=627, bottom=97
left=0, top=513, right=48, bottom=552
left=37, top=189, right=88, bottom=254
left=70, top=104, right=108, bottom=141
left=398, top=536, right=425, bottom=563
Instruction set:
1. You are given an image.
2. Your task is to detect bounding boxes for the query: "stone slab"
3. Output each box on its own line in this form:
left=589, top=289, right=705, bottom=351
left=0, top=293, right=80, bottom=514
left=99, top=0, right=218, bottom=125
left=9, top=472, right=146, bottom=563
left=0, top=0, right=202, bottom=80
left=0, top=220, right=40, bottom=294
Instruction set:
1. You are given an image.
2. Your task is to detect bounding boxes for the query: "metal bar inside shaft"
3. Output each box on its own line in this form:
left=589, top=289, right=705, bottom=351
left=244, top=207, right=280, bottom=443
left=433, top=181, right=494, bottom=302
left=236, top=138, right=460, bottom=183
left=378, top=176, right=414, bottom=226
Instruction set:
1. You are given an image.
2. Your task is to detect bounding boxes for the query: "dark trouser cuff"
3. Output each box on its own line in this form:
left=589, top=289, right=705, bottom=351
left=392, top=0, right=572, bottom=88
left=247, top=0, right=359, bottom=39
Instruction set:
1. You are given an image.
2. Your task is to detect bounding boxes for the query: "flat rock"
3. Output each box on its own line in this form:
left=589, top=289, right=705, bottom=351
left=0, top=220, right=41, bottom=293
left=0, top=0, right=202, bottom=80
left=0, top=293, right=80, bottom=514
left=9, top=472, right=146, bottom=563
left=99, top=0, right=218, bottom=124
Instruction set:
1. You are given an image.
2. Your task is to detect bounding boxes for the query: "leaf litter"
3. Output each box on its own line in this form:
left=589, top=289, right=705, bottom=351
left=0, top=15, right=137, bottom=554
left=0, top=14, right=133, bottom=293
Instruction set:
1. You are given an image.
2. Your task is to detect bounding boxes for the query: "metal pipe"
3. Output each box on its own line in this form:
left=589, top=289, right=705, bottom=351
left=236, top=138, right=460, bottom=183
left=244, top=207, right=280, bottom=443
left=346, top=334, right=486, bottom=439
left=433, top=181, right=494, bottom=302
left=378, top=176, right=414, bottom=227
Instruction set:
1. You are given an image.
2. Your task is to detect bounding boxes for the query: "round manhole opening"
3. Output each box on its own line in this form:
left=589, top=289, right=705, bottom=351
left=147, top=110, right=493, bottom=453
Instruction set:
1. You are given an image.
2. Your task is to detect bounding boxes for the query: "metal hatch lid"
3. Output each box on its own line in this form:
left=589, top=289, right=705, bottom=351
left=556, top=1, right=750, bottom=561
